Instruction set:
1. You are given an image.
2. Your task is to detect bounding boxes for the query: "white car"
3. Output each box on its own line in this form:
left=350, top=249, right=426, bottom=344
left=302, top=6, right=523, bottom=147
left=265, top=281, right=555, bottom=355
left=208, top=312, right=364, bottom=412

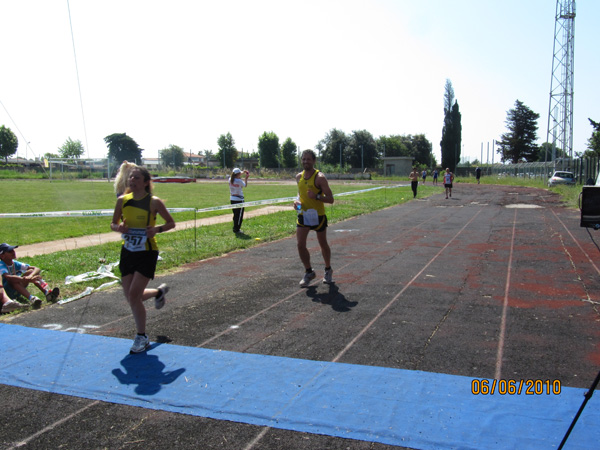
left=548, top=171, right=576, bottom=187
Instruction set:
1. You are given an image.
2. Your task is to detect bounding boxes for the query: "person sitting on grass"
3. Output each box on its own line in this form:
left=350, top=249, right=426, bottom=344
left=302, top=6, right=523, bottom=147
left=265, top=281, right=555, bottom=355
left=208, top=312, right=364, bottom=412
left=0, top=243, right=60, bottom=309
left=0, top=284, right=28, bottom=314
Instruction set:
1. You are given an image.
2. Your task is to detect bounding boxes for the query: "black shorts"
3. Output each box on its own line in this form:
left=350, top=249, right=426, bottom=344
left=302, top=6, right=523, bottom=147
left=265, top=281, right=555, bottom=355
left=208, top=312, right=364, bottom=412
left=296, top=214, right=328, bottom=232
left=444, top=183, right=453, bottom=188
left=119, top=247, right=159, bottom=279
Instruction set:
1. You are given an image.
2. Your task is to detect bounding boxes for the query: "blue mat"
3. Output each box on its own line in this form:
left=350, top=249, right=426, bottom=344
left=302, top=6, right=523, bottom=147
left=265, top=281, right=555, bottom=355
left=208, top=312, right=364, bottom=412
left=1, top=323, right=598, bottom=449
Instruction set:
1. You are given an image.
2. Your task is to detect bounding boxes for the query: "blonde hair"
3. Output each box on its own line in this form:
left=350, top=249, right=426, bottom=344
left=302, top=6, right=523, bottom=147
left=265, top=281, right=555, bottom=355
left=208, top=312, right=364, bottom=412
left=114, top=161, right=136, bottom=196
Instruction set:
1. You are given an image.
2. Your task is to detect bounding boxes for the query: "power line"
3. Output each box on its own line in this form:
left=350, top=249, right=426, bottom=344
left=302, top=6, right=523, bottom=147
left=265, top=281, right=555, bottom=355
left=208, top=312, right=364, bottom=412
left=66, top=0, right=90, bottom=159
left=0, top=98, right=37, bottom=160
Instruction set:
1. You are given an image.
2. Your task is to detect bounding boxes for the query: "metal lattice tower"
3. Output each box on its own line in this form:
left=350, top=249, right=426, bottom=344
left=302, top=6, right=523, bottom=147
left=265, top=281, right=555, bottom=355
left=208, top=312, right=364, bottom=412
left=546, top=0, right=576, bottom=169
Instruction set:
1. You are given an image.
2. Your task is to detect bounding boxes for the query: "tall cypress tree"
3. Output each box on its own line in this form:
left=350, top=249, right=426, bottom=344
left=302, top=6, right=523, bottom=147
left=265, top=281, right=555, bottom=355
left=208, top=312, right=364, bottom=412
left=440, top=80, right=462, bottom=171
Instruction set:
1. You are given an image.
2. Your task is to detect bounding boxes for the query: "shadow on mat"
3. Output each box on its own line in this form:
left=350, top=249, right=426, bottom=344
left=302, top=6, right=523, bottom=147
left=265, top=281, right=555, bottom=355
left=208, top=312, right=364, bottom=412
left=112, top=343, right=186, bottom=395
left=306, top=283, right=357, bottom=312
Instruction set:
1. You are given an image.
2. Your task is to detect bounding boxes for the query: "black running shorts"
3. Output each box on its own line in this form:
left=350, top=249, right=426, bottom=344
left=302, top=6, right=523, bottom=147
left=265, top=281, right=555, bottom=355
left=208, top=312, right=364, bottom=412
left=119, top=247, right=159, bottom=279
left=296, top=214, right=328, bottom=232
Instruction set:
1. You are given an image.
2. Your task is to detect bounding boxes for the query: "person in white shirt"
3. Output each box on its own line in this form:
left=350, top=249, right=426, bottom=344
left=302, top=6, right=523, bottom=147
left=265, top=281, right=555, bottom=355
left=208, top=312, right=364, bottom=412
left=444, top=168, right=454, bottom=199
left=229, top=168, right=249, bottom=233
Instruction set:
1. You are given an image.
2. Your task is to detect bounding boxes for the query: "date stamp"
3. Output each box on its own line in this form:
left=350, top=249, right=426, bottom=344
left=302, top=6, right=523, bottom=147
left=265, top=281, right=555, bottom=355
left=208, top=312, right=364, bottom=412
left=471, top=379, right=561, bottom=395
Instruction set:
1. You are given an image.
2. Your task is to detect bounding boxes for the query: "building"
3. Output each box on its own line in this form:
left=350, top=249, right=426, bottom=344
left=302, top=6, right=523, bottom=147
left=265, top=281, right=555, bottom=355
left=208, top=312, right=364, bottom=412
left=381, top=156, right=414, bottom=176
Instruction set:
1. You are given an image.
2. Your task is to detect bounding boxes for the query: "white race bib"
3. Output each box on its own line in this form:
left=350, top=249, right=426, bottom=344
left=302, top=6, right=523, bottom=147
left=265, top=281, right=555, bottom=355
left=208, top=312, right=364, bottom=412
left=122, top=228, right=147, bottom=252
left=303, top=208, right=319, bottom=226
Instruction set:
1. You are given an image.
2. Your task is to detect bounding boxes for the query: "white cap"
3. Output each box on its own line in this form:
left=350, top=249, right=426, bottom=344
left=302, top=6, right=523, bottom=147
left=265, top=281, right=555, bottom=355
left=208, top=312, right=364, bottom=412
left=233, top=168, right=241, bottom=174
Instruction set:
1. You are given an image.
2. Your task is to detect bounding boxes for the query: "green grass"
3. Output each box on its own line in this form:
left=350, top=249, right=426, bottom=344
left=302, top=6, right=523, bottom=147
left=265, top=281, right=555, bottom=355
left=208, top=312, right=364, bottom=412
left=0, top=180, right=361, bottom=244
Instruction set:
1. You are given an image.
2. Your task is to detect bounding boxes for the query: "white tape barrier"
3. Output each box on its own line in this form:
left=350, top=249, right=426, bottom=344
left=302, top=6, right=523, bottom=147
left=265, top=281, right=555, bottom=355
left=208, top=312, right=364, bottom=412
left=0, top=185, right=403, bottom=218
left=59, top=262, right=121, bottom=305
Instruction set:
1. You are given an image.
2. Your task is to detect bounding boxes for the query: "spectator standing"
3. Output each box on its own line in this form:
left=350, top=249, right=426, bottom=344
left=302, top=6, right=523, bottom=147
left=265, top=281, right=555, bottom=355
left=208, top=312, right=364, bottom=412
left=229, top=168, right=249, bottom=233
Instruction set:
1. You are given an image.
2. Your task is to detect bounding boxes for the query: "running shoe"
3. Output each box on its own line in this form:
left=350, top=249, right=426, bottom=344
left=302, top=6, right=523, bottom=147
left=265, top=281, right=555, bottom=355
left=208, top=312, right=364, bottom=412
left=323, top=268, right=334, bottom=284
left=154, top=283, right=169, bottom=310
left=1, top=299, right=28, bottom=313
left=29, top=296, right=42, bottom=309
left=130, top=334, right=149, bottom=354
left=46, top=287, right=60, bottom=303
left=299, top=271, right=316, bottom=287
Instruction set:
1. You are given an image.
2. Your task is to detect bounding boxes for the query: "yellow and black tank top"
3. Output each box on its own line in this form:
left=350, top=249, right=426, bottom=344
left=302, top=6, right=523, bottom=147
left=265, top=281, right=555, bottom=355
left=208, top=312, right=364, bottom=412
left=121, top=192, right=158, bottom=251
left=298, top=169, right=325, bottom=216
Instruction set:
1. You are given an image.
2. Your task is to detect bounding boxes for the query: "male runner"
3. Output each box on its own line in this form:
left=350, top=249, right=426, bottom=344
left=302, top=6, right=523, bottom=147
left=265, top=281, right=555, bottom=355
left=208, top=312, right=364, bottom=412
left=294, top=150, right=335, bottom=286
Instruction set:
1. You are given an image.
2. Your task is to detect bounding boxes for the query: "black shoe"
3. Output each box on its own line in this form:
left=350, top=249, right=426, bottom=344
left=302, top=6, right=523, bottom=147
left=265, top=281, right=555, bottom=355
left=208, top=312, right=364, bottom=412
left=46, top=287, right=60, bottom=303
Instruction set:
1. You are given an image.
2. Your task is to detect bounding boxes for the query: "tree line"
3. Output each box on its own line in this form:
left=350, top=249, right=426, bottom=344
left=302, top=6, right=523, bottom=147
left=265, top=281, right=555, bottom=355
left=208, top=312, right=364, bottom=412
left=3, top=78, right=599, bottom=169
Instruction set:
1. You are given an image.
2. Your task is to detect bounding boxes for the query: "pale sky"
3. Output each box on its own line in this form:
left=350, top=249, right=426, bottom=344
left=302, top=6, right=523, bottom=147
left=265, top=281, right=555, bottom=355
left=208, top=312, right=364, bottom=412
left=2, top=0, right=599, bottom=165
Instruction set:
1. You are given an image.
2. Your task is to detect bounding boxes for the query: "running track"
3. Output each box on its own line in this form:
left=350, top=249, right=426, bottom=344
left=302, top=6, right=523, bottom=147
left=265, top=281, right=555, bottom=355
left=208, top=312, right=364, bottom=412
left=1, top=184, right=599, bottom=449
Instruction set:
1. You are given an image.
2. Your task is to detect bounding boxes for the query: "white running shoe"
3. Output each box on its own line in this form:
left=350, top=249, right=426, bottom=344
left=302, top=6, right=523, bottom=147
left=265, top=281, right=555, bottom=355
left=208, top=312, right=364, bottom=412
left=155, top=283, right=169, bottom=310
left=323, top=268, right=334, bottom=284
left=1, top=299, right=28, bottom=313
left=130, top=334, right=149, bottom=354
left=299, top=271, right=316, bottom=287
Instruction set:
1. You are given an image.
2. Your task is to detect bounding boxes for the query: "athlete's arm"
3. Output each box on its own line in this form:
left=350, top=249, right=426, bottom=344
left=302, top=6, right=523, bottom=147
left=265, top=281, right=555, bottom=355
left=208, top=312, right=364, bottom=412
left=311, top=174, right=334, bottom=204
left=110, top=197, right=127, bottom=233
left=147, top=197, right=176, bottom=238
left=293, top=172, right=302, bottom=209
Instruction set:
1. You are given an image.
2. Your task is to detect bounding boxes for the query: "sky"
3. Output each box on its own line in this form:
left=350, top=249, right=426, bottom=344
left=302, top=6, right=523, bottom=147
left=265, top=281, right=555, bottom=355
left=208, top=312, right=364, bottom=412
left=1, top=0, right=599, bottom=165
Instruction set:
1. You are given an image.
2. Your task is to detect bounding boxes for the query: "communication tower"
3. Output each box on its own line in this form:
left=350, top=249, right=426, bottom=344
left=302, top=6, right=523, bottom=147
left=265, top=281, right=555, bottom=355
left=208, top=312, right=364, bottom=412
left=546, top=0, right=575, bottom=169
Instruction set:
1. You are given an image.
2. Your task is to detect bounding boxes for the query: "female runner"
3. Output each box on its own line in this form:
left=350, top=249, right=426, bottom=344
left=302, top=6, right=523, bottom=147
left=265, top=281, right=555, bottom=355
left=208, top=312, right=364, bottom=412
left=111, top=165, right=176, bottom=353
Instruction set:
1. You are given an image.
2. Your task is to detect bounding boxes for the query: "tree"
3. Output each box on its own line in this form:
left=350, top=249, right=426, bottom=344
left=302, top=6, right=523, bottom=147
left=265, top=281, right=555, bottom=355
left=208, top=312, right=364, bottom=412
left=536, top=142, right=567, bottom=162
left=585, top=118, right=600, bottom=157
left=280, top=137, right=298, bottom=168
left=440, top=79, right=462, bottom=171
left=496, top=100, right=540, bottom=163
left=0, top=125, right=18, bottom=163
left=347, top=130, right=377, bottom=169
left=319, top=128, right=349, bottom=167
left=58, top=137, right=84, bottom=159
left=410, top=134, right=435, bottom=167
left=258, top=131, right=280, bottom=168
left=104, top=133, right=143, bottom=165
left=216, top=132, right=237, bottom=168
left=160, top=144, right=185, bottom=168
left=377, top=135, right=410, bottom=157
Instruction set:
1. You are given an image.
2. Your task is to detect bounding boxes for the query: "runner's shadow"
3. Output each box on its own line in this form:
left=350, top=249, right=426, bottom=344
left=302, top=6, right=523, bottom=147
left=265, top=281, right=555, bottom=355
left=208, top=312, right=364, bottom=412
left=112, top=344, right=185, bottom=396
left=306, top=284, right=357, bottom=312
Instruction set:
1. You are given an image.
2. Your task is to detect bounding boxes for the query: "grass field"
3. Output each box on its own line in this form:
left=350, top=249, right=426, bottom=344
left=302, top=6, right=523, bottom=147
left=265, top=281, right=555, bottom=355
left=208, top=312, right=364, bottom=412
left=0, top=176, right=580, bottom=307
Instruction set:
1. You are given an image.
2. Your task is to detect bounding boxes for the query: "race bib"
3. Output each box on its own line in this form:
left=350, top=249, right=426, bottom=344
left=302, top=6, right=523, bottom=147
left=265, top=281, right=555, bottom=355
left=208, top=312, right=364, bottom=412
left=303, top=208, right=319, bottom=226
left=122, top=228, right=147, bottom=252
